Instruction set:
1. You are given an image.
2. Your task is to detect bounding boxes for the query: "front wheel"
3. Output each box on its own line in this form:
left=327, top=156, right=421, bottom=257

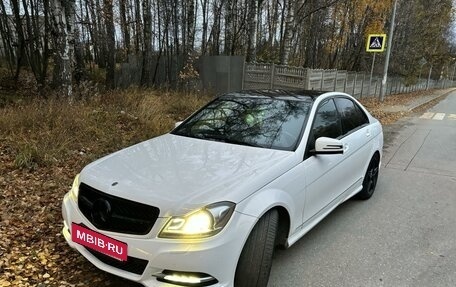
left=234, top=209, right=278, bottom=287
left=356, top=155, right=380, bottom=200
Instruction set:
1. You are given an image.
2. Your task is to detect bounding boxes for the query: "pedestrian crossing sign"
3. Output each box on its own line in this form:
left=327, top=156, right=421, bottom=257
left=366, top=34, right=386, bottom=52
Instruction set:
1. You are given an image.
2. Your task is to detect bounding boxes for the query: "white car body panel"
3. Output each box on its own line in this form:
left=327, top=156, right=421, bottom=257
left=62, top=91, right=383, bottom=287
left=80, top=134, right=297, bottom=217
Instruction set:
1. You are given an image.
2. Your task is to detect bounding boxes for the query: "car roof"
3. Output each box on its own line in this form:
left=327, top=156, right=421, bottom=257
left=222, top=89, right=329, bottom=101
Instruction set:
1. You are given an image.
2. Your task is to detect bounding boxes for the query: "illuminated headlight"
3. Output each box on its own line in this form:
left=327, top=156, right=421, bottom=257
left=70, top=174, right=80, bottom=200
left=159, top=202, right=235, bottom=239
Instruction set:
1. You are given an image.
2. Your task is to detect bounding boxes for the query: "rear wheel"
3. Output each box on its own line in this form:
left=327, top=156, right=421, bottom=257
left=234, top=209, right=278, bottom=287
left=357, top=155, right=380, bottom=200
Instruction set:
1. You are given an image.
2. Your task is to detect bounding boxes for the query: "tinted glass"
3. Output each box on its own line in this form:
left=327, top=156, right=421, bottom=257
left=334, top=98, right=369, bottom=134
left=172, top=95, right=312, bottom=151
left=312, top=99, right=341, bottom=142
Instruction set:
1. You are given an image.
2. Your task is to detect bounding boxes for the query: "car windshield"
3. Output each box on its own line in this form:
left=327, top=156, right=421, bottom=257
left=172, top=94, right=312, bottom=151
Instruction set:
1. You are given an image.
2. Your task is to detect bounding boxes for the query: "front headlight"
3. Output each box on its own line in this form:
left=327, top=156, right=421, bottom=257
left=70, top=174, right=80, bottom=200
left=159, top=202, right=235, bottom=239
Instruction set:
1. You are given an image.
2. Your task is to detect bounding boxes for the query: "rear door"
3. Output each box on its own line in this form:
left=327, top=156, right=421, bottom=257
left=333, top=97, right=372, bottom=191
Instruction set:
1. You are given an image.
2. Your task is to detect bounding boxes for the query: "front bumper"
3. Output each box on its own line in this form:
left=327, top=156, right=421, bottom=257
left=62, top=193, right=256, bottom=287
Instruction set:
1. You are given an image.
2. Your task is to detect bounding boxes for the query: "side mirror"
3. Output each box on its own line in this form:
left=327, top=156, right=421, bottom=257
left=174, top=121, right=183, bottom=128
left=313, top=137, right=344, bottom=155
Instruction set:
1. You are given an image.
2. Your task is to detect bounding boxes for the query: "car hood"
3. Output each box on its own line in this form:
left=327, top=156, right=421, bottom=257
left=80, top=134, right=297, bottom=216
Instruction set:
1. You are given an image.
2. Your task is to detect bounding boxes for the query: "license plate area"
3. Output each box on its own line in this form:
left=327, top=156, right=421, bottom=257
left=72, top=223, right=128, bottom=261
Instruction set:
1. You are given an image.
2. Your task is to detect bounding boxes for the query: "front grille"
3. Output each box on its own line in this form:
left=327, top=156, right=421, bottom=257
left=78, top=183, right=160, bottom=235
left=85, top=247, right=148, bottom=275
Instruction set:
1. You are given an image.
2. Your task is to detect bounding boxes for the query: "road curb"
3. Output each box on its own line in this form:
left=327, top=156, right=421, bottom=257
left=408, top=88, right=456, bottom=112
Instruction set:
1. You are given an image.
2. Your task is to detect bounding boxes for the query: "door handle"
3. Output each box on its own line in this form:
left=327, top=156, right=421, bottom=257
left=366, top=129, right=371, bottom=137
left=344, top=144, right=349, bottom=152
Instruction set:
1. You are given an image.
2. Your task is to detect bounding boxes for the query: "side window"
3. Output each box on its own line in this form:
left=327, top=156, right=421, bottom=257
left=334, top=98, right=369, bottom=135
left=309, top=99, right=341, bottom=151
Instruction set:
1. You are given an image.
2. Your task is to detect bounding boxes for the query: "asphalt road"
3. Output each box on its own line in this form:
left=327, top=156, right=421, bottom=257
left=268, top=92, right=456, bottom=287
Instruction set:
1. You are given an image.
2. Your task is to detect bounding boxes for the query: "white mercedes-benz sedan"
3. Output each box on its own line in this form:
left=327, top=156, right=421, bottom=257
left=62, top=90, right=383, bottom=287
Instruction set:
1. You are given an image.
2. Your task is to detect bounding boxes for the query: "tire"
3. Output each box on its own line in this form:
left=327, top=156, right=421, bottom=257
left=356, top=154, right=380, bottom=200
left=234, top=209, right=279, bottom=287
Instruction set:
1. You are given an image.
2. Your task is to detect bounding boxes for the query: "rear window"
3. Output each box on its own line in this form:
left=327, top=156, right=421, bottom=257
left=334, top=98, right=369, bottom=134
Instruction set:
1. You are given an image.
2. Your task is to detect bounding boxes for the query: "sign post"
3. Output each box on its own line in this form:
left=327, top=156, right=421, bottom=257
left=366, top=34, right=386, bottom=98
left=380, top=0, right=398, bottom=102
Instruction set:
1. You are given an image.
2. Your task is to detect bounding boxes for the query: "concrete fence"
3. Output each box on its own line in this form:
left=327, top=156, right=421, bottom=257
left=243, top=63, right=456, bottom=99
left=114, top=55, right=456, bottom=97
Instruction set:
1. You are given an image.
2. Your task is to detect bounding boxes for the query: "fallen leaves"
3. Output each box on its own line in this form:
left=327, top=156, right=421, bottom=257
left=0, top=163, right=64, bottom=286
left=0, top=144, right=136, bottom=287
left=358, top=90, right=433, bottom=125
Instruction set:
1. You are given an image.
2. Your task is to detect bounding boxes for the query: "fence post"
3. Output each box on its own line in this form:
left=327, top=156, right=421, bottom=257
left=241, top=59, right=246, bottom=90
left=334, top=70, right=338, bottom=91
left=270, top=64, right=275, bottom=89
left=353, top=73, right=357, bottom=96
left=390, top=78, right=394, bottom=94
left=375, top=78, right=379, bottom=96
left=367, top=74, right=371, bottom=96
left=389, top=78, right=394, bottom=95
left=343, top=72, right=348, bottom=93
left=360, top=73, right=366, bottom=98
left=386, top=79, right=390, bottom=95
left=320, top=70, right=325, bottom=90
left=304, top=68, right=310, bottom=90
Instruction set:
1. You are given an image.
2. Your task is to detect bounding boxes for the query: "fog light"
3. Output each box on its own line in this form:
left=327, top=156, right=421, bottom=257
left=165, top=274, right=201, bottom=284
left=155, top=270, right=218, bottom=286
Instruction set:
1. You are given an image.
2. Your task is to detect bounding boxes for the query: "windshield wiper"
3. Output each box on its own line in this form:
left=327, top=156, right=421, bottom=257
left=179, top=128, right=261, bottom=148
left=224, top=138, right=260, bottom=147
left=201, top=133, right=260, bottom=147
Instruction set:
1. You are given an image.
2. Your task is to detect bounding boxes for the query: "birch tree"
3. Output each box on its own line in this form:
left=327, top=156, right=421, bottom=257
left=141, top=0, right=153, bottom=86
left=246, top=0, right=259, bottom=62
left=50, top=0, right=75, bottom=97
left=279, top=0, right=295, bottom=65
left=103, top=0, right=115, bottom=89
